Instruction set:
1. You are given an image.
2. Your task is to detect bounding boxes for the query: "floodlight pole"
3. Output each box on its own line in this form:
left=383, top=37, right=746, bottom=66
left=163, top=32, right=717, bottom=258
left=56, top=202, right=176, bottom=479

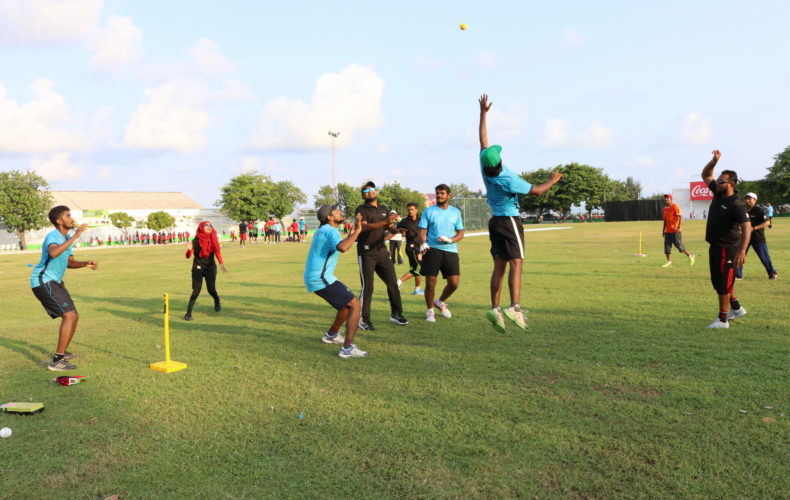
left=328, top=131, right=340, bottom=203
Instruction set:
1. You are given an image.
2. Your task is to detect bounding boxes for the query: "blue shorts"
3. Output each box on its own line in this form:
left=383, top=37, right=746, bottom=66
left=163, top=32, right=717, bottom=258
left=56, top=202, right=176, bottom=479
left=315, top=280, right=355, bottom=310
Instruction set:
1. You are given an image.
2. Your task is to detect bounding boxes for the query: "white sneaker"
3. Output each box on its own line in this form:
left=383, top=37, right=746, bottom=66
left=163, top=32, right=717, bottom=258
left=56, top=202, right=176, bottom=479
left=726, top=307, right=747, bottom=320
left=338, top=344, right=368, bottom=358
left=503, top=306, right=528, bottom=330
left=321, top=331, right=345, bottom=344
left=425, top=309, right=436, bottom=323
left=434, top=300, right=452, bottom=318
left=707, top=319, right=730, bottom=329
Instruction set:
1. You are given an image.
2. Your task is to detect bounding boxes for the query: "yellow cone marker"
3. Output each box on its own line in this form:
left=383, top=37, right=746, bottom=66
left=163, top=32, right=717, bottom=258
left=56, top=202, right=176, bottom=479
left=150, top=293, right=187, bottom=373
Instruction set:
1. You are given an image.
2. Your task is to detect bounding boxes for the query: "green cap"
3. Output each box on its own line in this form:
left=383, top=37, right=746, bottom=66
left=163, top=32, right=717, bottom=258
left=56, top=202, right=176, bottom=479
left=480, top=145, right=502, bottom=168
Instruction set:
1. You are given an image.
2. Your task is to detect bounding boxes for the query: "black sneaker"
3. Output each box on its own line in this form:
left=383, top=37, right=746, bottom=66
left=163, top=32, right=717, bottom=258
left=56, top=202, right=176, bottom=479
left=184, top=313, right=193, bottom=321
left=358, top=320, right=376, bottom=331
left=214, top=302, right=221, bottom=312
left=390, top=313, right=409, bottom=326
left=48, top=359, right=77, bottom=371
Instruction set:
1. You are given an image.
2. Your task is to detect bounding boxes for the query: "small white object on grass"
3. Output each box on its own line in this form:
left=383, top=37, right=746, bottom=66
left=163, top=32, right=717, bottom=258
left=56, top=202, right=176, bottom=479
left=0, top=427, right=11, bottom=438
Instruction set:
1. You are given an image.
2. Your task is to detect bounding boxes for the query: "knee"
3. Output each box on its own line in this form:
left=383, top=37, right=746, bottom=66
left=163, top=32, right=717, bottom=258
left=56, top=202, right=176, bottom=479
left=63, top=311, right=79, bottom=322
left=348, top=297, right=361, bottom=312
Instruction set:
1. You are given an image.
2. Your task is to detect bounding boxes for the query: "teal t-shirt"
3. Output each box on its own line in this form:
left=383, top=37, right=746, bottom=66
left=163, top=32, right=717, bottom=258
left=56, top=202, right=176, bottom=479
left=304, top=224, right=343, bottom=292
left=480, top=158, right=532, bottom=216
left=419, top=205, right=464, bottom=253
left=30, top=230, right=72, bottom=288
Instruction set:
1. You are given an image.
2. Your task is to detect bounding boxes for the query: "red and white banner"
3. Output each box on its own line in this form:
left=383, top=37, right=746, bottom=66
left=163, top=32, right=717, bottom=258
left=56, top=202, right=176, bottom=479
left=689, top=181, right=713, bottom=200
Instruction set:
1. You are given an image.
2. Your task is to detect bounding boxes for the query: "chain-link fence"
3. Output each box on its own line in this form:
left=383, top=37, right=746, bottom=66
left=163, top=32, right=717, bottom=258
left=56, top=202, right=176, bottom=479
left=449, top=198, right=492, bottom=231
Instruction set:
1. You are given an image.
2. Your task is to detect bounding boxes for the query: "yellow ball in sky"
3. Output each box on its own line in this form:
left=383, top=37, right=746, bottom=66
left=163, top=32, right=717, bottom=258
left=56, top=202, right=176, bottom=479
left=460, top=23, right=467, bottom=31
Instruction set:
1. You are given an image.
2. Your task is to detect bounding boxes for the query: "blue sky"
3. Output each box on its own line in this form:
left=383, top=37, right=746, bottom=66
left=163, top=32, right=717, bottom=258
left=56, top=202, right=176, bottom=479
left=1, top=0, right=788, bottom=207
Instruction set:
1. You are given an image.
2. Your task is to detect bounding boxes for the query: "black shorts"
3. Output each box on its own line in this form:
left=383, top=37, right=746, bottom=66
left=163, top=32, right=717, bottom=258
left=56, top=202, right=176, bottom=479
left=32, top=280, right=77, bottom=318
left=405, top=244, right=420, bottom=275
left=709, top=245, right=736, bottom=295
left=420, top=248, right=460, bottom=278
left=315, top=280, right=355, bottom=310
left=664, top=232, right=686, bottom=254
left=489, top=215, right=525, bottom=260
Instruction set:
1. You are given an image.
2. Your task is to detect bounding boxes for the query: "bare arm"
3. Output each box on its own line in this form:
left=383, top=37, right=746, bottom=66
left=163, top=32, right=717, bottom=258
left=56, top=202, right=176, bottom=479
left=67, top=255, right=98, bottom=270
left=337, top=214, right=363, bottom=253
left=479, top=94, right=492, bottom=150
left=451, top=229, right=465, bottom=243
left=48, top=224, right=88, bottom=259
left=733, top=221, right=752, bottom=267
left=529, top=172, right=563, bottom=196
left=701, top=150, right=721, bottom=185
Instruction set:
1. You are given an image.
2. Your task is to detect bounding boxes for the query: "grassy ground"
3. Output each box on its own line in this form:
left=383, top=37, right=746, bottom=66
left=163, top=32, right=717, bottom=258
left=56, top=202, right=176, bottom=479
left=1, top=220, right=788, bottom=499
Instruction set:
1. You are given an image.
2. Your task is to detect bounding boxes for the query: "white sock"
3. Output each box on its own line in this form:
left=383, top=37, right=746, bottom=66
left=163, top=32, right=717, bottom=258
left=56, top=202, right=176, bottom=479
left=397, top=279, right=402, bottom=287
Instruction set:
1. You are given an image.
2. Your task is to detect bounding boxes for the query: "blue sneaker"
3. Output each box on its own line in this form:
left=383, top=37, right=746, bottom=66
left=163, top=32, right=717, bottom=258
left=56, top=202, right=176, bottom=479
left=338, top=344, right=368, bottom=359
left=413, top=288, right=425, bottom=295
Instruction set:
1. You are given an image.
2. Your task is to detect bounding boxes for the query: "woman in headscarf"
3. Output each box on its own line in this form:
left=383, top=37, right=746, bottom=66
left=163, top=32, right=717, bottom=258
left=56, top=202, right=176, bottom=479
left=184, top=221, right=227, bottom=320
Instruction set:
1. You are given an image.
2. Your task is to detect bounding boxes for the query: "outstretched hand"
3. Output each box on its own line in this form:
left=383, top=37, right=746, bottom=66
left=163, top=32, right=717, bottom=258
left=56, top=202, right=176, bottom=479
left=87, top=260, right=98, bottom=270
left=549, top=171, right=563, bottom=184
left=712, top=150, right=722, bottom=162
left=479, top=94, right=492, bottom=113
left=221, top=263, right=228, bottom=273
left=353, top=213, right=362, bottom=232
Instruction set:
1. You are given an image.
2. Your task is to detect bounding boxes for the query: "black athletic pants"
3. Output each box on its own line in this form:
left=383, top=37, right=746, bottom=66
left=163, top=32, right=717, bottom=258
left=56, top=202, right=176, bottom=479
left=187, top=267, right=220, bottom=314
left=358, top=247, right=403, bottom=323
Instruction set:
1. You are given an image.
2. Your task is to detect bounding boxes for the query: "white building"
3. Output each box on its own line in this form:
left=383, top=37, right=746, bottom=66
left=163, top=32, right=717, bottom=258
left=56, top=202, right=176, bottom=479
left=671, top=182, right=713, bottom=219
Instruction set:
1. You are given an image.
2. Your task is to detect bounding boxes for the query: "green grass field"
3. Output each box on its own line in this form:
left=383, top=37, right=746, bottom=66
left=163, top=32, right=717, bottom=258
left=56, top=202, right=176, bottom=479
left=1, top=221, right=788, bottom=498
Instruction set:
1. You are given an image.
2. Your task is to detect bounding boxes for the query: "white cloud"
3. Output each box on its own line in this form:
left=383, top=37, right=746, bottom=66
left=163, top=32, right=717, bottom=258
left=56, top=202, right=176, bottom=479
left=539, top=118, right=614, bottom=149
left=190, top=38, right=235, bottom=76
left=488, top=103, right=528, bottom=140
left=30, top=153, right=85, bottom=181
left=0, top=0, right=102, bottom=43
left=252, top=64, right=385, bottom=150
left=580, top=121, right=614, bottom=148
left=682, top=112, right=710, bottom=144
left=539, top=118, right=570, bottom=148
left=213, top=79, right=252, bottom=102
left=87, top=15, right=142, bottom=72
left=562, top=29, right=587, bottom=48
left=0, top=79, right=86, bottom=153
left=123, top=79, right=210, bottom=153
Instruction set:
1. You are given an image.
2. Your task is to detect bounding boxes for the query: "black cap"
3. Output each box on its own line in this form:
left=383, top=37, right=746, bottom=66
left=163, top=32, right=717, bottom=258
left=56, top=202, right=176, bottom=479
left=316, top=204, right=340, bottom=224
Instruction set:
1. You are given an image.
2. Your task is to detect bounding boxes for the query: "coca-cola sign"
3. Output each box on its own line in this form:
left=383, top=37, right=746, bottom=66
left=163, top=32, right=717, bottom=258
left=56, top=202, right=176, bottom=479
left=689, top=181, right=713, bottom=200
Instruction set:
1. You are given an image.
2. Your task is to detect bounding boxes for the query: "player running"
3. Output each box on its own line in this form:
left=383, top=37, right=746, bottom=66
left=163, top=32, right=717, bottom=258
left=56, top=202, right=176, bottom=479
left=661, top=194, right=695, bottom=267
left=31, top=206, right=98, bottom=371
left=478, top=93, right=563, bottom=332
left=305, top=205, right=368, bottom=358
left=184, top=221, right=227, bottom=321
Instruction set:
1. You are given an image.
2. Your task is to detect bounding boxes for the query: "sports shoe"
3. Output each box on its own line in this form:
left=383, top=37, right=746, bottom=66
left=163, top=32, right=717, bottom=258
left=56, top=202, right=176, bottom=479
left=338, top=344, right=368, bottom=358
left=48, top=359, right=77, bottom=371
left=321, top=331, right=345, bottom=344
left=726, top=307, right=747, bottom=320
left=734, top=277, right=743, bottom=281
left=358, top=320, right=375, bottom=331
left=661, top=261, right=672, bottom=268
left=689, top=254, right=696, bottom=266
left=63, top=351, right=77, bottom=360
left=184, top=313, right=193, bottom=321
left=214, top=301, right=221, bottom=312
left=425, top=309, right=436, bottom=323
left=707, top=319, right=730, bottom=329
left=390, top=313, right=409, bottom=326
left=503, top=306, right=528, bottom=330
left=485, top=308, right=506, bottom=333
left=413, top=288, right=425, bottom=296
left=769, top=272, right=778, bottom=280
left=434, top=300, right=452, bottom=318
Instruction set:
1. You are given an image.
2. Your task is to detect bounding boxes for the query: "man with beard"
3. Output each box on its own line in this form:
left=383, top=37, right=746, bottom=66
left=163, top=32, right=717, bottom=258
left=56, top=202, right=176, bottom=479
left=734, top=192, right=778, bottom=280
left=354, top=181, right=408, bottom=330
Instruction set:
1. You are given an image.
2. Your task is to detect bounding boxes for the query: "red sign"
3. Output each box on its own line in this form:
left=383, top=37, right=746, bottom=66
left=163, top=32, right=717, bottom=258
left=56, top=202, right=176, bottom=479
left=689, top=181, right=713, bottom=200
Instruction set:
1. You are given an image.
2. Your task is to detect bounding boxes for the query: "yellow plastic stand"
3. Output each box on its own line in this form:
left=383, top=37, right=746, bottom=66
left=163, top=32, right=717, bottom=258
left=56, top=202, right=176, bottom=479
left=633, top=231, right=647, bottom=257
left=150, top=293, right=187, bottom=373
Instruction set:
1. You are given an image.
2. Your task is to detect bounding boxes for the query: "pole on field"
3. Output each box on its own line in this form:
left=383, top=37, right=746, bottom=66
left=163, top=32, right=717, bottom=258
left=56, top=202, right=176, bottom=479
left=633, top=231, right=647, bottom=257
left=150, top=293, right=187, bottom=373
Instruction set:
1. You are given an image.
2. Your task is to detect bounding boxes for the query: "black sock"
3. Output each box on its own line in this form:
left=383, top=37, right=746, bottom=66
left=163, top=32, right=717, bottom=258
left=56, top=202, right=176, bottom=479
left=730, top=299, right=741, bottom=311
left=52, top=353, right=65, bottom=362
left=718, top=311, right=728, bottom=323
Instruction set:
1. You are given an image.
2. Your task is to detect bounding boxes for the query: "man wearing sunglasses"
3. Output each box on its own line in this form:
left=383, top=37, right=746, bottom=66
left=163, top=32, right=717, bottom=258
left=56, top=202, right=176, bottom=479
left=354, top=181, right=408, bottom=330
left=701, top=149, right=752, bottom=329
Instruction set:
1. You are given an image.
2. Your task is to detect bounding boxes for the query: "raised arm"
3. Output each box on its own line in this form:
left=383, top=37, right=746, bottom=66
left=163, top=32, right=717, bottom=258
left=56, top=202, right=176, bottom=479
left=701, top=150, right=721, bottom=185
left=48, top=224, right=88, bottom=259
left=479, top=94, right=492, bottom=150
left=337, top=214, right=363, bottom=253
left=529, top=171, right=563, bottom=196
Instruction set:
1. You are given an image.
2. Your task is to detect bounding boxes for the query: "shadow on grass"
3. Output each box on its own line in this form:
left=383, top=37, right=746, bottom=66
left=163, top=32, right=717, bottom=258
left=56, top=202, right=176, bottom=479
left=0, top=336, right=50, bottom=366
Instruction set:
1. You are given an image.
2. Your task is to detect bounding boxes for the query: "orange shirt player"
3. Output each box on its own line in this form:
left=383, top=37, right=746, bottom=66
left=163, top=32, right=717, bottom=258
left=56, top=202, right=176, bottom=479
left=661, top=194, right=695, bottom=267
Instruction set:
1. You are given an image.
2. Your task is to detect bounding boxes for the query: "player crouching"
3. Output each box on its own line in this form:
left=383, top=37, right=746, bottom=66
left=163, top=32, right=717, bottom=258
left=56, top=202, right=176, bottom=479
left=304, top=205, right=368, bottom=358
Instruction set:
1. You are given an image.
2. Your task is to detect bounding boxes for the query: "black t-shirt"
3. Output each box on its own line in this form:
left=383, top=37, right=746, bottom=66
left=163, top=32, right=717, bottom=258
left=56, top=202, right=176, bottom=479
left=705, top=180, right=750, bottom=247
left=191, top=239, right=217, bottom=272
left=397, top=216, right=420, bottom=248
left=748, top=205, right=767, bottom=244
left=238, top=222, right=247, bottom=234
left=355, top=202, right=392, bottom=254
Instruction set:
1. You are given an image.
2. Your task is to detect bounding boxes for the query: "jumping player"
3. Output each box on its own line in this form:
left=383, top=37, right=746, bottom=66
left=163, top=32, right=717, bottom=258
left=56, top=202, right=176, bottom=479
left=701, top=150, right=751, bottom=328
left=418, top=184, right=464, bottom=322
left=31, top=206, right=98, bottom=371
left=478, top=93, right=563, bottom=332
left=184, top=221, right=227, bottom=320
left=304, top=205, right=368, bottom=358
